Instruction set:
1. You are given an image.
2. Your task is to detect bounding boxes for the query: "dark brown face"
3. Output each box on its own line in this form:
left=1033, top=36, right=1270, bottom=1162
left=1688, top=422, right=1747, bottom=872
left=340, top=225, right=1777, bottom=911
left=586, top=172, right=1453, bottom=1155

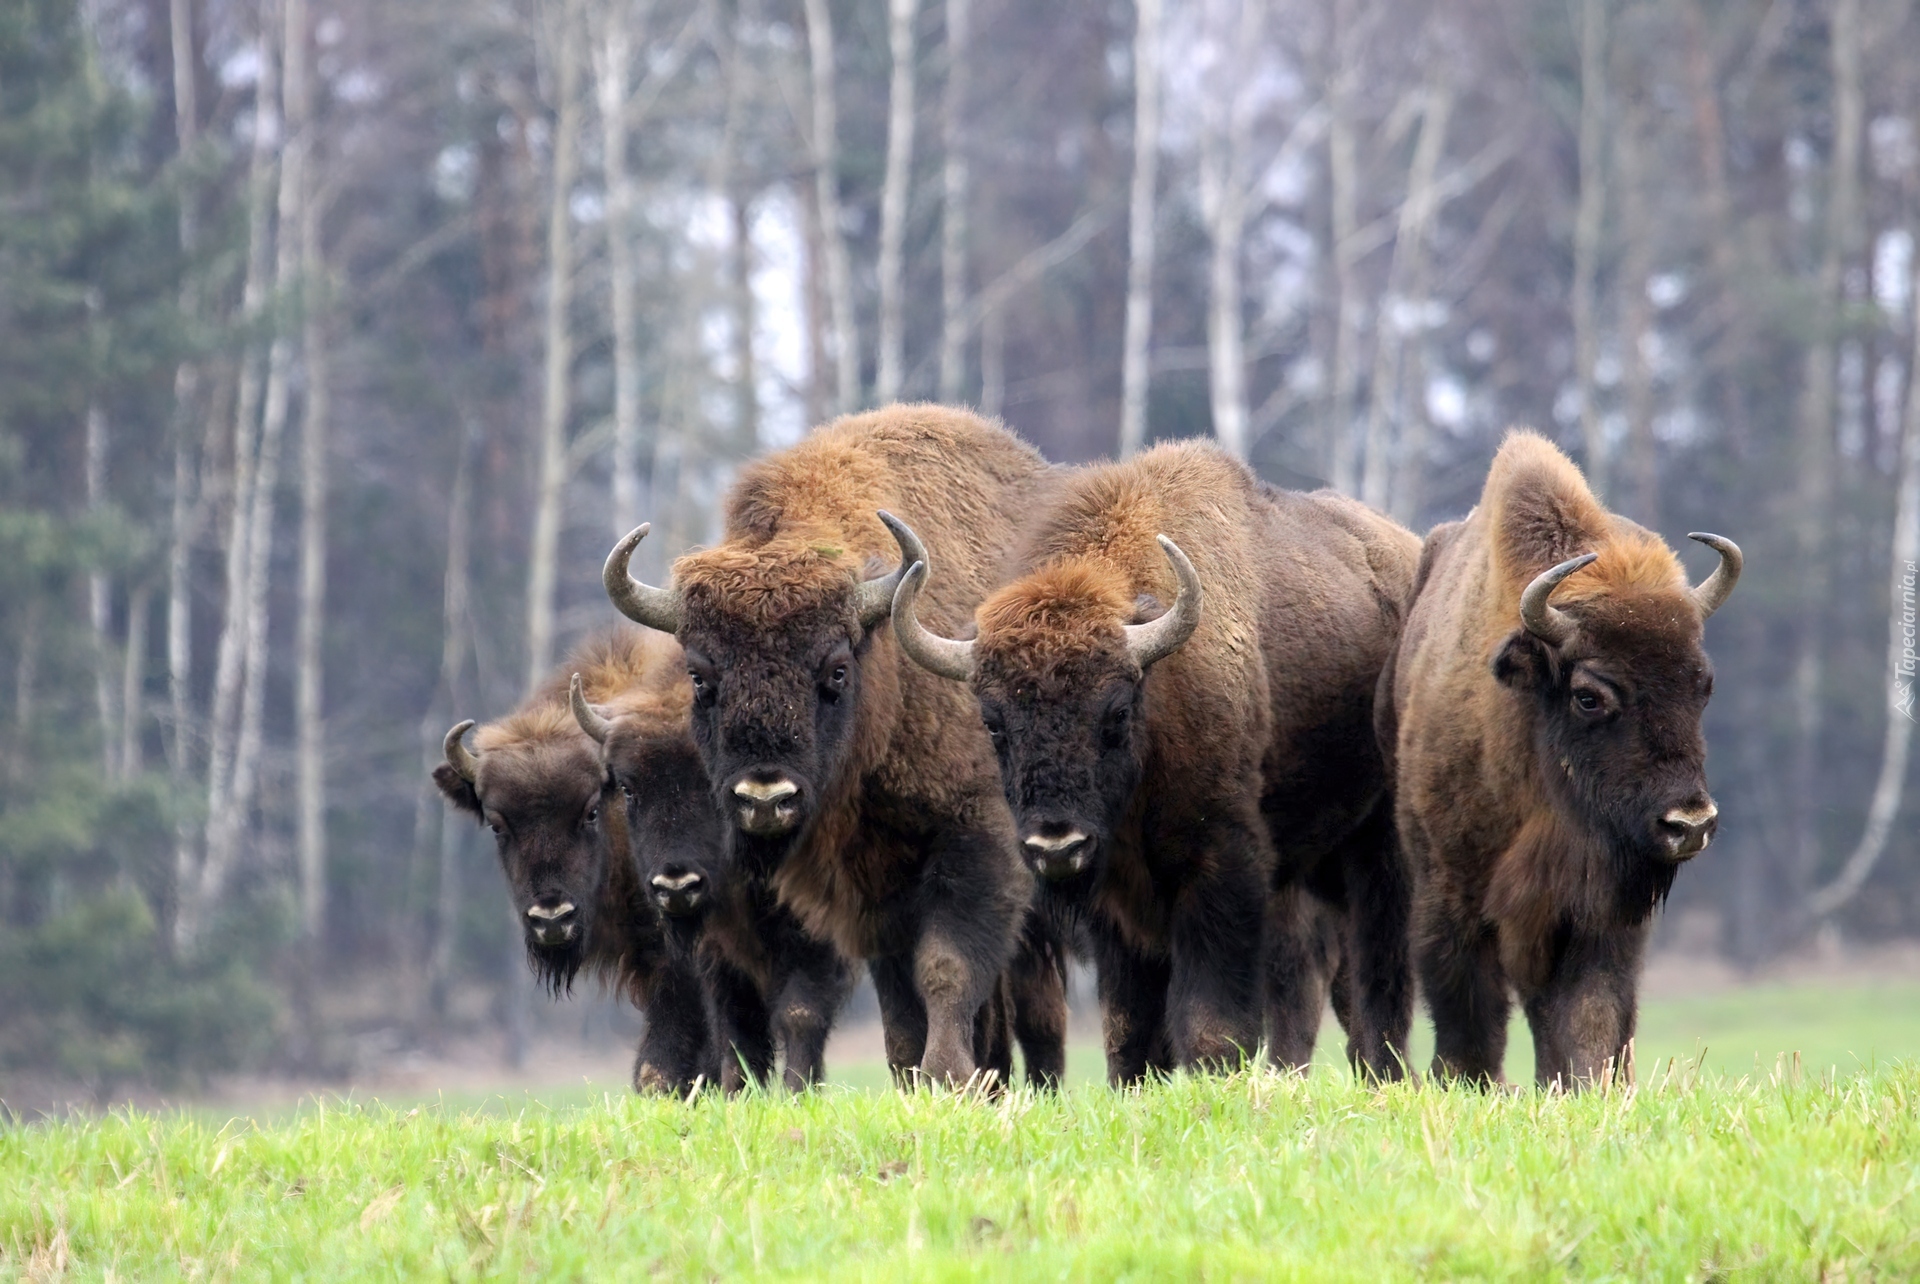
left=1493, top=605, right=1718, bottom=866
left=679, top=596, right=868, bottom=872
left=432, top=743, right=611, bottom=994
left=604, top=725, right=728, bottom=947
left=972, top=646, right=1149, bottom=891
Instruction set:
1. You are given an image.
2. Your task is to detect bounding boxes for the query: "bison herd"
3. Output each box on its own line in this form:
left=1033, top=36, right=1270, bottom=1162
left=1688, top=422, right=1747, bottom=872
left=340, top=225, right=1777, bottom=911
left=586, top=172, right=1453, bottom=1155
left=434, top=404, right=1740, bottom=1094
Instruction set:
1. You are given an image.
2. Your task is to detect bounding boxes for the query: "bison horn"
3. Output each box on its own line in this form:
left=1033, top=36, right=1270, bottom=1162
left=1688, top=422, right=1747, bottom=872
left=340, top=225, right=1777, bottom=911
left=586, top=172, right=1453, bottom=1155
left=570, top=673, right=613, bottom=744
left=1686, top=533, right=1742, bottom=619
left=1122, top=536, right=1203, bottom=670
left=1518, top=552, right=1598, bottom=645
left=851, top=510, right=923, bottom=628
left=443, top=719, right=481, bottom=784
left=604, top=523, right=684, bottom=634
left=889, top=558, right=977, bottom=681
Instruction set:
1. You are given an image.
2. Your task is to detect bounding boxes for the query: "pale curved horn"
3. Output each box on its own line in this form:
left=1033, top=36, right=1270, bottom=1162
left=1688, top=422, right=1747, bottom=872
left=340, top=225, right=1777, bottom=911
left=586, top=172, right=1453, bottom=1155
left=889, top=559, right=977, bottom=681
left=1686, top=533, right=1742, bottom=619
left=604, top=523, right=684, bottom=634
left=569, top=673, right=613, bottom=744
left=443, top=720, right=481, bottom=783
left=1518, top=553, right=1598, bottom=645
left=1123, top=536, right=1203, bottom=670
left=853, top=510, right=921, bottom=628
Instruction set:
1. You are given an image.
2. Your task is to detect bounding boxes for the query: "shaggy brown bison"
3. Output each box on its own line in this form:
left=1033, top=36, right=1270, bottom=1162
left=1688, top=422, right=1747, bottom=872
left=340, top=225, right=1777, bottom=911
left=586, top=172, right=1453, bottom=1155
left=1380, top=431, right=1740, bottom=1089
left=890, top=440, right=1423, bottom=1081
left=602, top=404, right=1061, bottom=1087
left=434, top=629, right=711, bottom=1092
left=569, top=674, right=854, bottom=1091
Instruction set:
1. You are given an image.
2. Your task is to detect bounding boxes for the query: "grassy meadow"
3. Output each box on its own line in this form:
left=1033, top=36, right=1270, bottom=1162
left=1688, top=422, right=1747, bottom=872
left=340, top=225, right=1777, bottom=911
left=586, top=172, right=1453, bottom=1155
left=5, top=978, right=1920, bottom=1280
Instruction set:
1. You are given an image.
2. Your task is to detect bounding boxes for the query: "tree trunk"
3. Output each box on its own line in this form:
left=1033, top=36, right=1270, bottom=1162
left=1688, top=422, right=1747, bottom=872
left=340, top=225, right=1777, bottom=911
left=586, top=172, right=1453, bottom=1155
left=1614, top=97, right=1658, bottom=528
left=525, top=0, right=583, bottom=693
left=185, top=0, right=280, bottom=953
left=1808, top=239, right=1920, bottom=920
left=1325, top=0, right=1363, bottom=493
left=1570, top=0, right=1608, bottom=498
left=1789, top=0, right=1862, bottom=920
left=426, top=418, right=478, bottom=1029
left=596, top=8, right=644, bottom=535
left=980, top=301, right=1004, bottom=419
left=803, top=0, right=859, bottom=413
left=120, top=584, right=150, bottom=777
left=732, top=192, right=759, bottom=449
left=1117, top=0, right=1162, bottom=457
left=1201, top=0, right=1263, bottom=461
left=1362, top=76, right=1451, bottom=512
left=294, top=75, right=330, bottom=1052
left=85, top=352, right=119, bottom=781
left=876, top=0, right=918, bottom=404
left=937, top=0, right=972, bottom=405
left=165, top=0, right=201, bottom=949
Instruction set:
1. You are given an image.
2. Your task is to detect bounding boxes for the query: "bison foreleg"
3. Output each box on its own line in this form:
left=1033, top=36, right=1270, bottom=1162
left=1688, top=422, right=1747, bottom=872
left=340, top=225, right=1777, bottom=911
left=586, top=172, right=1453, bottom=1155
left=1165, top=856, right=1267, bottom=1072
left=632, top=951, right=714, bottom=1095
left=1417, top=905, right=1510, bottom=1087
left=1336, top=803, right=1414, bottom=1081
left=1263, top=882, right=1336, bottom=1072
left=868, top=952, right=929, bottom=1088
left=1522, top=923, right=1646, bottom=1091
left=769, top=929, right=851, bottom=1092
left=1008, top=913, right=1069, bottom=1090
left=704, top=956, right=774, bottom=1093
left=1092, top=927, right=1172, bottom=1086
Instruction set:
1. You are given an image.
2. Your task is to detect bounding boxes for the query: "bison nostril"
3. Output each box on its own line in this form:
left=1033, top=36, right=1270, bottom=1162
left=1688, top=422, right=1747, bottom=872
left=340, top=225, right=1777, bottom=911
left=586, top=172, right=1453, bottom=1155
left=650, top=870, right=704, bottom=893
left=733, top=777, right=799, bottom=804
left=1022, top=830, right=1087, bottom=854
left=524, top=901, right=576, bottom=922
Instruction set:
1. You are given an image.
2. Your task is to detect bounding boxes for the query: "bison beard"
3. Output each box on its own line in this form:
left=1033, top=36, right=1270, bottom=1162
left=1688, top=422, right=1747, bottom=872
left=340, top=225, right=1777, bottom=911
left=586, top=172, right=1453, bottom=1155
left=1381, top=430, right=1740, bottom=1089
left=572, top=675, right=855, bottom=1092
left=602, top=405, right=1063, bottom=1088
left=891, top=440, right=1423, bottom=1082
left=431, top=628, right=714, bottom=1094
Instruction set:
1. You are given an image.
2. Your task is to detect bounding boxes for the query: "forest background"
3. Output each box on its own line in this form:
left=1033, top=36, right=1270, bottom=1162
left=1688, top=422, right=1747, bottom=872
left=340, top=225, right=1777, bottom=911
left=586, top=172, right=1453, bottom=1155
left=2, top=0, right=1917, bottom=1093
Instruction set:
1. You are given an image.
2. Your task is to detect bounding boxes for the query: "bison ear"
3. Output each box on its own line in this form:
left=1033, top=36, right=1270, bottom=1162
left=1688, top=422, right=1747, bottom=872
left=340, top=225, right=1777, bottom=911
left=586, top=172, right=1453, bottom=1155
left=432, top=762, right=484, bottom=816
left=1131, top=593, right=1166, bottom=624
left=1492, top=630, right=1552, bottom=690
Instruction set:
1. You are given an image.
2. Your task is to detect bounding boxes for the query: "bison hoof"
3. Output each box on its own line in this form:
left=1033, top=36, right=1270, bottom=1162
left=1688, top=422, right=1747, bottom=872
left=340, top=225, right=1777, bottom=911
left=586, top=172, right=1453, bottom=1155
left=915, top=1042, right=977, bottom=1091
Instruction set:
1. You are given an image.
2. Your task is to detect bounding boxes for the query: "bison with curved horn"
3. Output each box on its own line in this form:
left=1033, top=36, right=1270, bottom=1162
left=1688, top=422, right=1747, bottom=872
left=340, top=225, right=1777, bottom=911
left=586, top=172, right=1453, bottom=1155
left=433, top=628, right=712, bottom=1093
left=602, top=404, right=1064, bottom=1089
left=568, top=674, right=854, bottom=1091
left=1378, top=430, right=1741, bottom=1089
left=890, top=440, right=1424, bottom=1082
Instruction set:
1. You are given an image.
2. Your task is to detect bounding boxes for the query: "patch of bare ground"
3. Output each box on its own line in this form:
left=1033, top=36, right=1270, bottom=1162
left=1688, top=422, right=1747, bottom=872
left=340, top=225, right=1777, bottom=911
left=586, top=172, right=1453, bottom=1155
left=1642, top=913, right=1920, bottom=998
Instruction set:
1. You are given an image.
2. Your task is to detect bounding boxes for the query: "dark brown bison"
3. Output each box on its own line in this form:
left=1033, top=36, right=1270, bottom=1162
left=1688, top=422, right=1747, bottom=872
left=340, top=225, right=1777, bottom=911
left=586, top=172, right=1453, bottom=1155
left=568, top=673, right=854, bottom=1091
left=890, top=440, right=1423, bottom=1081
left=1379, top=431, right=1740, bottom=1089
left=602, top=404, right=1062, bottom=1087
left=433, top=628, right=711, bottom=1092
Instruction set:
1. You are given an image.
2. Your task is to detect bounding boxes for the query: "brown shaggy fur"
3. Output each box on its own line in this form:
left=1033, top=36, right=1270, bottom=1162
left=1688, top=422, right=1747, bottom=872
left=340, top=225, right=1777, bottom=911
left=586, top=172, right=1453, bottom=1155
left=664, top=404, right=1060, bottom=1087
left=959, top=440, right=1422, bottom=1079
left=1383, top=429, right=1726, bottom=1089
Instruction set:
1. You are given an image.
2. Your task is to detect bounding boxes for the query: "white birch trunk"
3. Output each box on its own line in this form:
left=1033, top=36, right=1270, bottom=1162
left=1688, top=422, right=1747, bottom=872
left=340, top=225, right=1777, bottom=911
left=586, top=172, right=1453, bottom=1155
left=1200, top=0, right=1262, bottom=461
left=1570, top=0, right=1608, bottom=498
left=937, top=0, right=971, bottom=405
left=1614, top=98, right=1658, bottom=527
left=427, top=420, right=477, bottom=1024
left=121, top=585, right=150, bottom=778
left=295, top=110, right=329, bottom=951
left=1325, top=0, right=1363, bottom=493
left=596, top=9, right=645, bottom=536
left=85, top=354, right=119, bottom=780
left=875, top=0, right=918, bottom=404
left=526, top=0, right=583, bottom=692
left=166, top=0, right=201, bottom=945
left=1361, top=78, right=1451, bottom=512
left=1807, top=244, right=1920, bottom=918
left=185, top=0, right=279, bottom=952
left=1117, top=0, right=1162, bottom=457
left=803, top=0, right=859, bottom=413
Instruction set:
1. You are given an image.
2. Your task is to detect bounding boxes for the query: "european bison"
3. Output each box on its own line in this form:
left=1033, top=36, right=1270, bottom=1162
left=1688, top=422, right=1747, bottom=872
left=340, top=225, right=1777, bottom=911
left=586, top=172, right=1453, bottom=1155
left=602, top=404, right=1061, bottom=1087
left=434, top=628, right=711, bottom=1093
left=889, top=440, right=1423, bottom=1081
left=569, top=674, right=854, bottom=1091
left=1380, top=430, right=1740, bottom=1088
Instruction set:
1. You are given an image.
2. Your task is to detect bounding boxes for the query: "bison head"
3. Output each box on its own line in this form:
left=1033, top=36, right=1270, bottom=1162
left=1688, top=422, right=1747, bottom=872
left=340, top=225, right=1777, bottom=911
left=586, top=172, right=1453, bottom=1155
left=434, top=716, right=612, bottom=994
left=888, top=516, right=1202, bottom=891
left=1491, top=534, right=1740, bottom=867
left=570, top=676, right=726, bottom=950
left=601, top=522, right=906, bottom=872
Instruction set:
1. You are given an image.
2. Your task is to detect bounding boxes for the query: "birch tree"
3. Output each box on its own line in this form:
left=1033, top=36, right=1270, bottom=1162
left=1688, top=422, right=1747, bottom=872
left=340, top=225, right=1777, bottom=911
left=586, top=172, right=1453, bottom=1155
left=937, top=0, right=971, bottom=405
left=1199, top=0, right=1265, bottom=460
left=1325, top=0, right=1364, bottom=493
left=525, top=0, right=583, bottom=692
left=294, top=47, right=330, bottom=987
left=1117, top=0, right=1162, bottom=457
left=876, top=0, right=919, bottom=404
left=597, top=2, right=644, bottom=535
left=1569, top=0, right=1609, bottom=500
left=803, top=0, right=858, bottom=412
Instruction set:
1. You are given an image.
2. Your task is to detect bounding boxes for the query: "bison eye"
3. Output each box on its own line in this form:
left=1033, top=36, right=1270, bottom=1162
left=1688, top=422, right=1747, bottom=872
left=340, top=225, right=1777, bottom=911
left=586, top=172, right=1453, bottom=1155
left=689, top=670, right=715, bottom=706
left=584, top=806, right=599, bottom=826
left=1572, top=689, right=1607, bottom=719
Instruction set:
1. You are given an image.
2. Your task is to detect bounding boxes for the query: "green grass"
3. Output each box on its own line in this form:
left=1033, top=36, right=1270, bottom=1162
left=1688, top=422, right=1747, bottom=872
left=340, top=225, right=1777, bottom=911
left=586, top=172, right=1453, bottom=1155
left=5, top=1062, right=1919, bottom=1280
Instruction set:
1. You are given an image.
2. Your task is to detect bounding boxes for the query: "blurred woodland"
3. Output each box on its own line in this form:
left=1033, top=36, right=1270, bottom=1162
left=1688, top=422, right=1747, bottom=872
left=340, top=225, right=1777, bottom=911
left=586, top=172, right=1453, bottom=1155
left=2, top=0, right=1918, bottom=1089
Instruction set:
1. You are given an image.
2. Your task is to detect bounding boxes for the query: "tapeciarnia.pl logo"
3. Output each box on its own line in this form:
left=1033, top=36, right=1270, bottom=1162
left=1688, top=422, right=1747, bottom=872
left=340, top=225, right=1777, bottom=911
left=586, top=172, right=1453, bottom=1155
left=1897, top=560, right=1917, bottom=722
